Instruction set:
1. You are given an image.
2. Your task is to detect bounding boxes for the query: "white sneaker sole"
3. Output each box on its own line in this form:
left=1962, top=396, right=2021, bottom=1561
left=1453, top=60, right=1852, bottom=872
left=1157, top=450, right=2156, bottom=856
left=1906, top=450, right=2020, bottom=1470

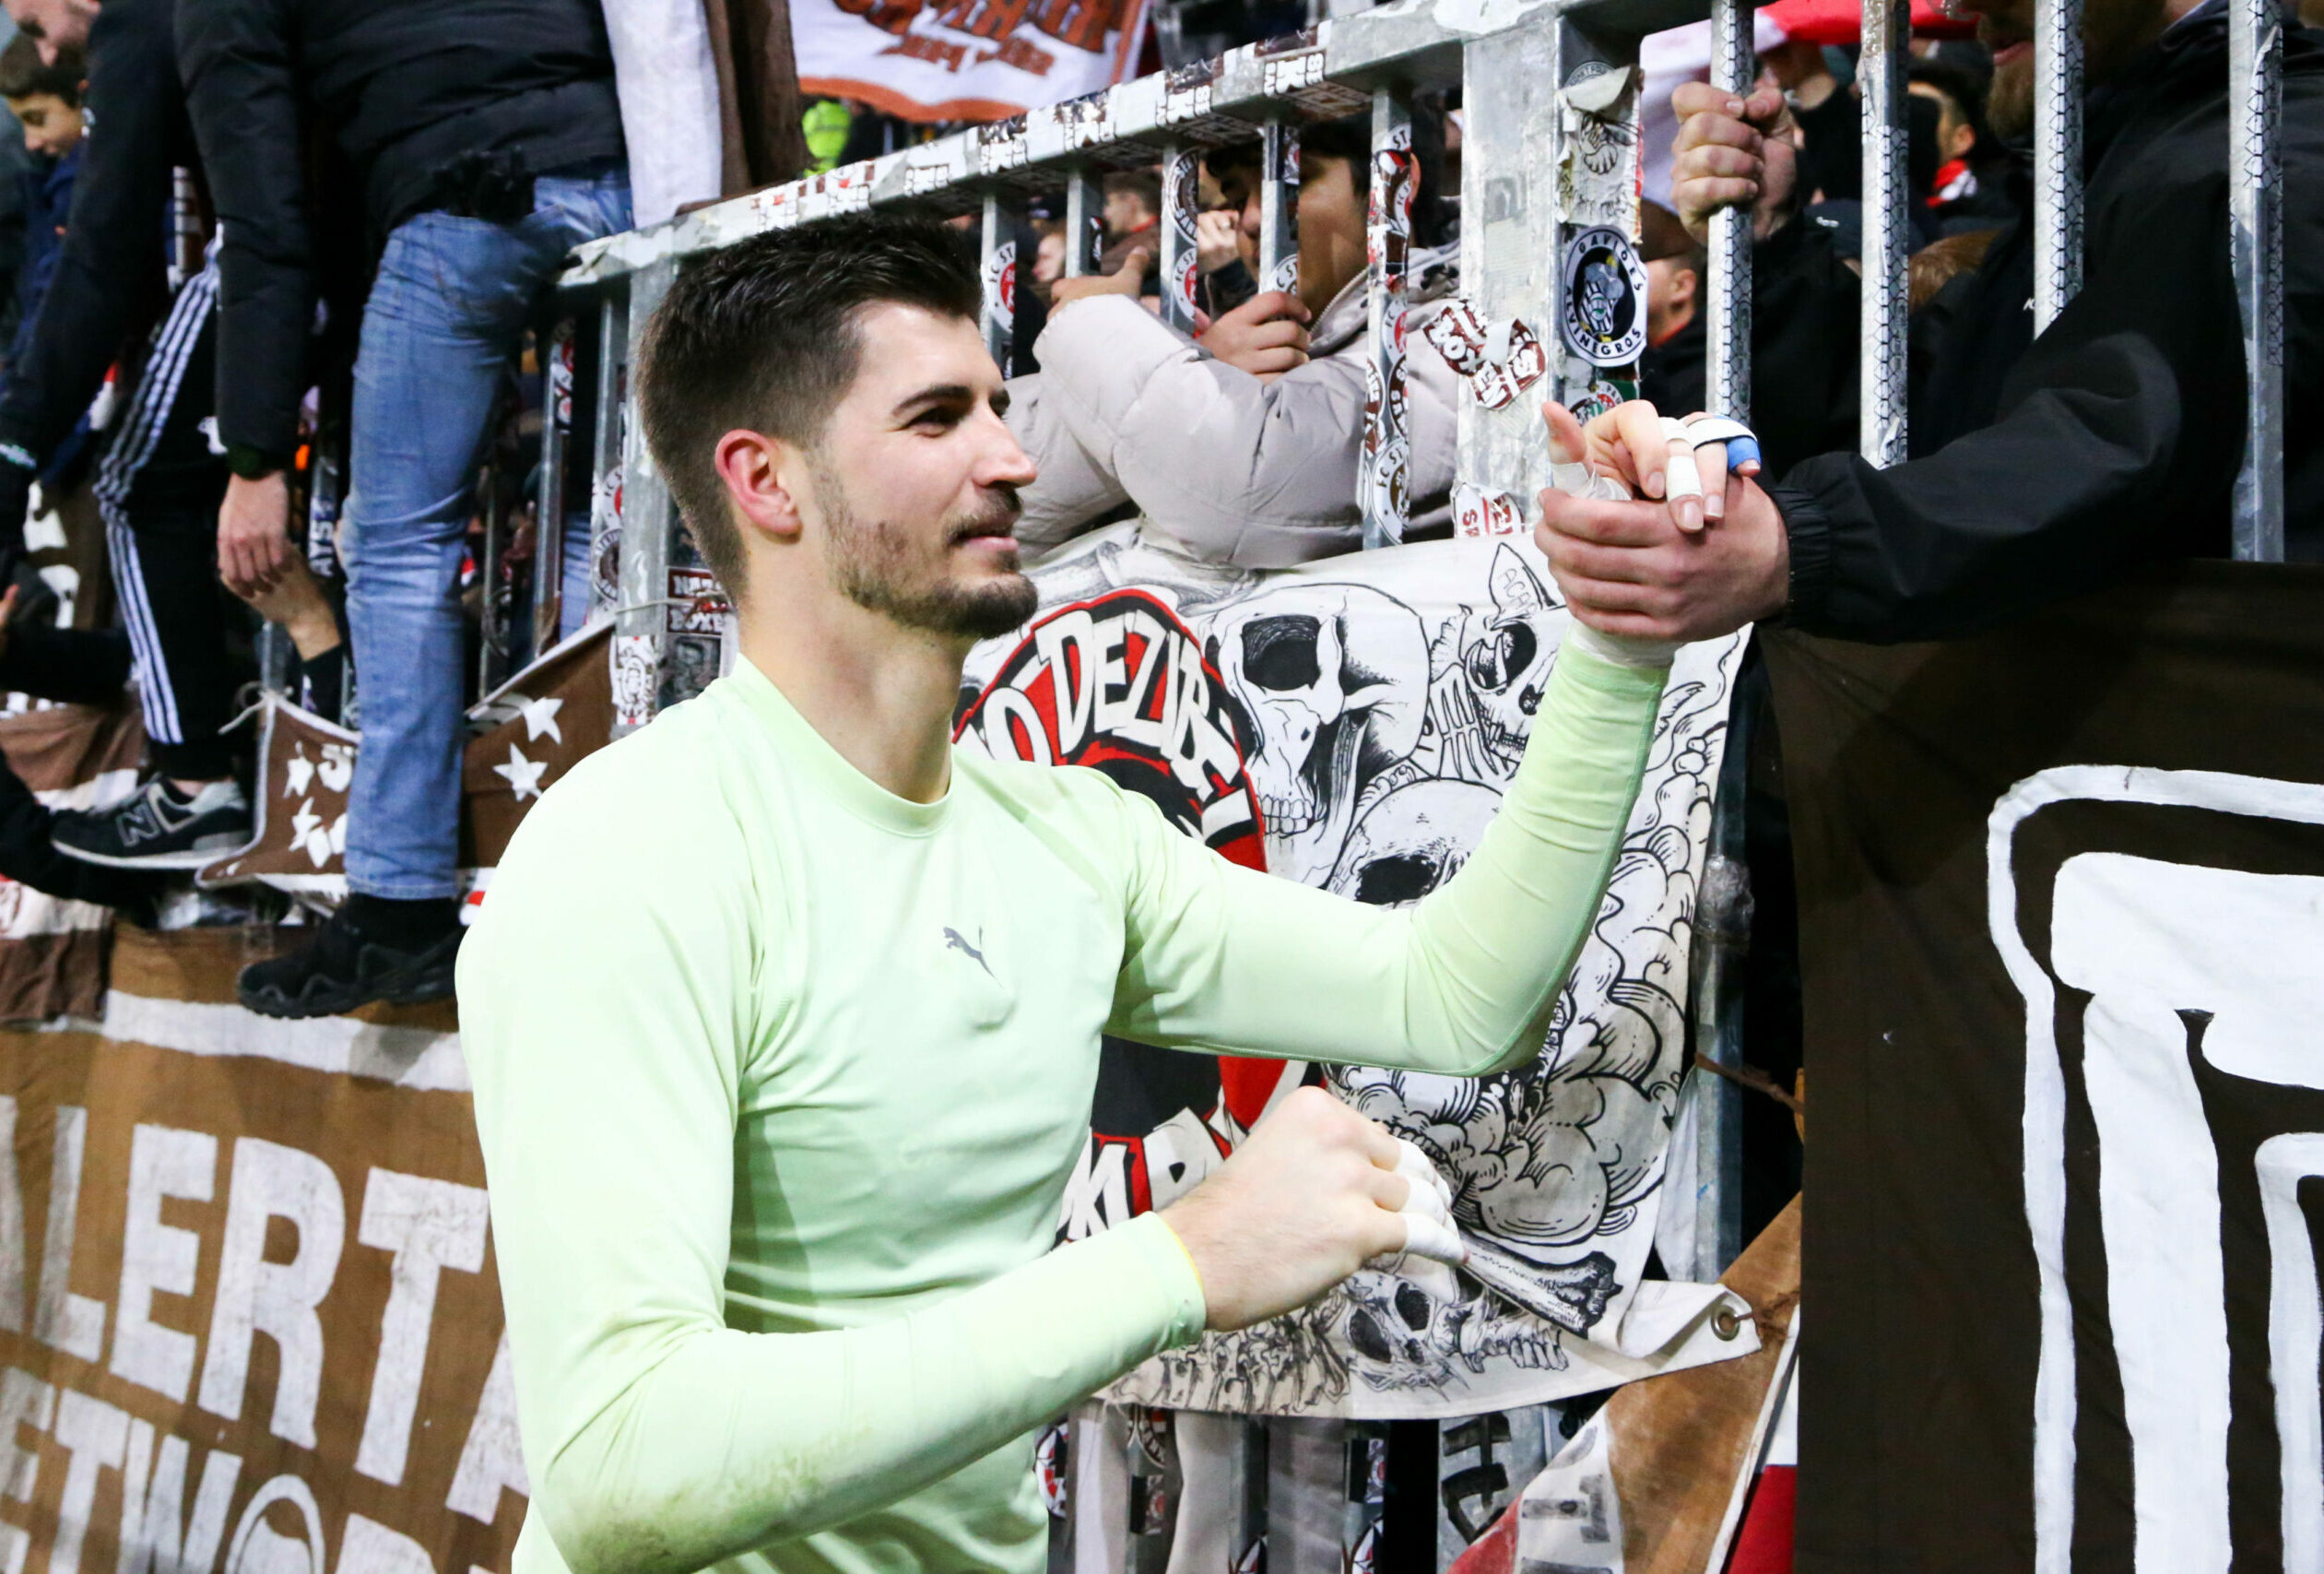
left=51, top=830, right=254, bottom=870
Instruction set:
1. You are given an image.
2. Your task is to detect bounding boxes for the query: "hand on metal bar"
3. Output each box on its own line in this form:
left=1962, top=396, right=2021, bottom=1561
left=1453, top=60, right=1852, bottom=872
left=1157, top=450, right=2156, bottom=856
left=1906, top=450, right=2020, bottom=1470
left=1670, top=82, right=1804, bottom=246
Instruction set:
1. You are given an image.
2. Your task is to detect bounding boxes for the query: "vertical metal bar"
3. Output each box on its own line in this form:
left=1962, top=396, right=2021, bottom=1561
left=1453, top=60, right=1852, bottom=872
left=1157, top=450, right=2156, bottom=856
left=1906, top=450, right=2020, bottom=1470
left=2230, top=0, right=2284, bottom=562
left=1258, top=115, right=1301, bottom=298
left=1706, top=0, right=1755, bottom=420
left=613, top=261, right=675, bottom=735
left=1158, top=142, right=1201, bottom=333
left=1235, top=1420, right=1268, bottom=1571
left=1858, top=0, right=1911, bottom=466
left=1456, top=18, right=1566, bottom=535
left=980, top=194, right=1019, bottom=374
left=1064, top=169, right=1104, bottom=278
left=589, top=292, right=628, bottom=626
left=478, top=463, right=511, bottom=693
left=1688, top=707, right=1753, bottom=1278
left=305, top=421, right=345, bottom=584
left=2032, top=0, right=2084, bottom=331
left=535, top=314, right=574, bottom=656
left=1341, top=1423, right=1387, bottom=1568
left=1361, top=87, right=1414, bottom=550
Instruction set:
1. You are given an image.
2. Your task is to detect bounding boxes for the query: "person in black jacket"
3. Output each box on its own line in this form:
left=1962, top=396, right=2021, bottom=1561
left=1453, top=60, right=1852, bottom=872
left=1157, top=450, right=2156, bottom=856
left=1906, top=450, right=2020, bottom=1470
left=0, top=0, right=254, bottom=869
left=178, top=0, right=631, bottom=1017
left=1537, top=0, right=2322, bottom=645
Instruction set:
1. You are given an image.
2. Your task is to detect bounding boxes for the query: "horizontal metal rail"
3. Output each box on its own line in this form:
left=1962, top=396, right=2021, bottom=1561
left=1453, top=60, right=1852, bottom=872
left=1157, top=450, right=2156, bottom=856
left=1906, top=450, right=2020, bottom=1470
left=556, top=0, right=1714, bottom=290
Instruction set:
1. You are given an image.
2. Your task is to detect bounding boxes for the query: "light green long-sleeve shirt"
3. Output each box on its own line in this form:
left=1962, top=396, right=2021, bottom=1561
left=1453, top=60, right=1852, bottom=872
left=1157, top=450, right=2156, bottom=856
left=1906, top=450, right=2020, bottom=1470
left=456, top=643, right=1663, bottom=1574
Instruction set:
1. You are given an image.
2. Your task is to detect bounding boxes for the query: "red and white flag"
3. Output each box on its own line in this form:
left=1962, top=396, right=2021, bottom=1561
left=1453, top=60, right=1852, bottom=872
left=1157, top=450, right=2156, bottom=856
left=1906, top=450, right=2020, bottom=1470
left=794, top=0, right=1150, bottom=123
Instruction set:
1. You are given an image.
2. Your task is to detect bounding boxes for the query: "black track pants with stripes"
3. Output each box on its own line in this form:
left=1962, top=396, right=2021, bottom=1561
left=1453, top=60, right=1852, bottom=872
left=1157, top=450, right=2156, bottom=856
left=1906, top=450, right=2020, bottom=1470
left=96, top=261, right=240, bottom=781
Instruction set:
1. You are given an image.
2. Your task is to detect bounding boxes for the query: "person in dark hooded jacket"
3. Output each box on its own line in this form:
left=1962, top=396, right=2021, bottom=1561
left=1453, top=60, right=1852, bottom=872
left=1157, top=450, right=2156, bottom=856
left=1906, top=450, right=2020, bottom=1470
left=1538, top=0, right=2324, bottom=645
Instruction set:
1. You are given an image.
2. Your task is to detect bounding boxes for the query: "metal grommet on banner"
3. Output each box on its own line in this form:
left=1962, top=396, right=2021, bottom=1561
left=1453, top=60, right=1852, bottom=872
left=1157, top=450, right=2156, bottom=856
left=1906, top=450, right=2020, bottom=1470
left=1712, top=1304, right=1745, bottom=1342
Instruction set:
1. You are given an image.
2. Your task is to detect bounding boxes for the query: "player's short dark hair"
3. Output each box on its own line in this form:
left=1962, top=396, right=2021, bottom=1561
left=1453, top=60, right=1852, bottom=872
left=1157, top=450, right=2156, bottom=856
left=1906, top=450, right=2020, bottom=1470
left=636, top=213, right=982, bottom=598
left=0, top=35, right=81, bottom=105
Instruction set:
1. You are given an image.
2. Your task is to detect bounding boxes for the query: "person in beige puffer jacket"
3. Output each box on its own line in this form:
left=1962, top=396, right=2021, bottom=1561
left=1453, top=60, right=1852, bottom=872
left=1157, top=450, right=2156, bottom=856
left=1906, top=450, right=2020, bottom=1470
left=1007, top=112, right=1461, bottom=569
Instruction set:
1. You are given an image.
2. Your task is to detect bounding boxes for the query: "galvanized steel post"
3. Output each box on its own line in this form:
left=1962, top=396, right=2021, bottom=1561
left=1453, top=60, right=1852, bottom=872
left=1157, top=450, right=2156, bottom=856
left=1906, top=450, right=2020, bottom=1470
left=2032, top=0, right=2084, bottom=330
left=1705, top=0, right=1754, bottom=420
left=1259, top=114, right=1302, bottom=296
left=1858, top=0, right=1911, bottom=466
left=2229, top=0, right=2284, bottom=562
left=980, top=194, right=1019, bottom=374
left=1160, top=142, right=1203, bottom=333
left=612, top=259, right=675, bottom=736
left=1361, top=87, right=1413, bottom=550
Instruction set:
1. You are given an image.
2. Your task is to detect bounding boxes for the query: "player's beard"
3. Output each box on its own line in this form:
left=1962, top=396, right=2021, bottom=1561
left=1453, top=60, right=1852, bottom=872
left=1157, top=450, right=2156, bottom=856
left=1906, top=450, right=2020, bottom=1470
left=815, top=458, right=1038, bottom=641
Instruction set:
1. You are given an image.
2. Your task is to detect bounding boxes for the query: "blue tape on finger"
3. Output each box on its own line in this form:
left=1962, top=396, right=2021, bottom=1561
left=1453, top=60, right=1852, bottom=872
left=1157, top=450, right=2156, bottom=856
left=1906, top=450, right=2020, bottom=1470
left=1724, top=435, right=1761, bottom=470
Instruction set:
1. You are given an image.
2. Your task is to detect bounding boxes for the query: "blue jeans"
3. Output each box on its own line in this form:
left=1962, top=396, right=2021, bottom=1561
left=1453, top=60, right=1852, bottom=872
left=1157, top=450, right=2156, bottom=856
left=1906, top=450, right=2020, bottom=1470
left=343, top=169, right=631, bottom=899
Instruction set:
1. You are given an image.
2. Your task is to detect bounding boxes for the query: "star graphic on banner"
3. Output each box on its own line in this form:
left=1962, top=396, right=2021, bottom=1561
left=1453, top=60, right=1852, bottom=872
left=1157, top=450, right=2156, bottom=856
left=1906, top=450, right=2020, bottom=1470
left=290, top=797, right=339, bottom=869
left=494, top=744, right=549, bottom=802
left=516, top=694, right=564, bottom=744
left=285, top=748, right=314, bottom=798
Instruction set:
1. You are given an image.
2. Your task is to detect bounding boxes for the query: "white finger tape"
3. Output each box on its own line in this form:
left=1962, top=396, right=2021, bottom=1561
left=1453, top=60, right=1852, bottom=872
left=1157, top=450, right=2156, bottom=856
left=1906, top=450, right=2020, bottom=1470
left=1659, top=416, right=1704, bottom=501
left=1680, top=415, right=1756, bottom=447
left=1392, top=1138, right=1455, bottom=1212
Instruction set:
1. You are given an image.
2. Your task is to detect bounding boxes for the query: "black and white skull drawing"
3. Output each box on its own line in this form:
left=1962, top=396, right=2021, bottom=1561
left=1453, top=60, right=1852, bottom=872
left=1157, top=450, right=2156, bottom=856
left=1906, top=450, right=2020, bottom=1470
left=1339, top=1271, right=1565, bottom=1391
left=1209, top=585, right=1427, bottom=884
left=1325, top=778, right=1501, bottom=907
left=1457, top=546, right=1569, bottom=763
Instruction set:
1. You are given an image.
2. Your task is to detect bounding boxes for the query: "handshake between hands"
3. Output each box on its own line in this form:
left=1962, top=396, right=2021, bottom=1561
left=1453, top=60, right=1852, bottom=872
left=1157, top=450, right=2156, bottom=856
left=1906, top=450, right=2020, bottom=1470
left=1533, top=397, right=1794, bottom=646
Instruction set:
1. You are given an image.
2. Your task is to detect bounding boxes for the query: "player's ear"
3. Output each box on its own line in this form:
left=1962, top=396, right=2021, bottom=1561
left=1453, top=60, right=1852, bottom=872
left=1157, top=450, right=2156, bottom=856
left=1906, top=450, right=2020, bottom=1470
left=715, top=429, right=806, bottom=545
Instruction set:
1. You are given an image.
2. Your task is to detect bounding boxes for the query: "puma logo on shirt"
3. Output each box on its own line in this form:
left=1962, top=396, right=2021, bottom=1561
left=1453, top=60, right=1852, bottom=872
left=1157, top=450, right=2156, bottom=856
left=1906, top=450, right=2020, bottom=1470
left=943, top=926, right=993, bottom=977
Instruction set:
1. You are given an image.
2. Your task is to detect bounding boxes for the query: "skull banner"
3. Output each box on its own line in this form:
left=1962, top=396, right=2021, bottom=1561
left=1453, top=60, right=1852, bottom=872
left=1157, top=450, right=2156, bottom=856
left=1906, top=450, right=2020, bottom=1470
left=959, top=525, right=1753, bottom=1418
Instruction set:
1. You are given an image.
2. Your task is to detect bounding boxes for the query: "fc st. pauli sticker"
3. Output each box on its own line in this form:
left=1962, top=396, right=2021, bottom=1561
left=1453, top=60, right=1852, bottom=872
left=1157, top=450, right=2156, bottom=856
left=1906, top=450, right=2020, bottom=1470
left=1559, top=226, right=1648, bottom=367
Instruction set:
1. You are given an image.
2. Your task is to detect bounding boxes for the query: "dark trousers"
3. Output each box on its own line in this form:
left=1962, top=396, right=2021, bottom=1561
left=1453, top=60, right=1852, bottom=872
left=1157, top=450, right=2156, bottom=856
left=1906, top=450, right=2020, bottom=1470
left=95, top=257, right=238, bottom=780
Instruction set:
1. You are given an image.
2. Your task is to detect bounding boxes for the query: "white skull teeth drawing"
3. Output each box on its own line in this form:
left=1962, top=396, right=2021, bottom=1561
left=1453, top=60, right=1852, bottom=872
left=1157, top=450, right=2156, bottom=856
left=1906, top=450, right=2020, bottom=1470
left=1229, top=608, right=1339, bottom=834
left=1339, top=1272, right=1571, bottom=1388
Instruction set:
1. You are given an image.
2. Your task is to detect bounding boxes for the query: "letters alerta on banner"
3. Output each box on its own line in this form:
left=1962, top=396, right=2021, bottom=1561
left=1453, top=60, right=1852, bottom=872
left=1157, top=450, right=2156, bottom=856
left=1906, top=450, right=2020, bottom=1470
left=0, top=929, right=525, bottom=1574
left=795, top=0, right=1151, bottom=124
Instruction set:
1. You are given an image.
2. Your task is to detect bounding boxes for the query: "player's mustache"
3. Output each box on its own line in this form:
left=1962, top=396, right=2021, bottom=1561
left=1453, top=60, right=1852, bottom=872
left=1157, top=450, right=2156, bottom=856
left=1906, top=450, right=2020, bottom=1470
left=948, top=487, right=1023, bottom=544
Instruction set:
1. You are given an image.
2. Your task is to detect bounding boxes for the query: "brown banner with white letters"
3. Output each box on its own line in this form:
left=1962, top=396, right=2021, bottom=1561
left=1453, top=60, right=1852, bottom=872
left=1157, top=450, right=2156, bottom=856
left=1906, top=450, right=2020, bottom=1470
left=0, top=928, right=524, bottom=1574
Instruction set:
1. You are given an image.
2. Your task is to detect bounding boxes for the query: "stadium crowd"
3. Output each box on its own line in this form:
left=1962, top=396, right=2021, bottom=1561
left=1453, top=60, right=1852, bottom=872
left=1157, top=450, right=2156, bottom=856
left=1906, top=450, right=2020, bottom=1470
left=0, top=0, right=2307, bottom=1059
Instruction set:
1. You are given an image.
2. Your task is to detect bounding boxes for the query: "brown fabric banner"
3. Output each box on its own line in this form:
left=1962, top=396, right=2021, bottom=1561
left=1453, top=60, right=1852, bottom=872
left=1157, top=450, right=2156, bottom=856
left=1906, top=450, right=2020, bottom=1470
left=0, top=703, right=144, bottom=1023
left=1768, top=562, right=2324, bottom=1573
left=0, top=929, right=520, bottom=1574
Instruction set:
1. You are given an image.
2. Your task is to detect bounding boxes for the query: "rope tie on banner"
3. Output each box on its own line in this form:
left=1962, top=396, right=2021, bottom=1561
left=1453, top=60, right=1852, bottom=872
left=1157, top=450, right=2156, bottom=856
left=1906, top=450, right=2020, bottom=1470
left=1693, top=1051, right=1804, bottom=1116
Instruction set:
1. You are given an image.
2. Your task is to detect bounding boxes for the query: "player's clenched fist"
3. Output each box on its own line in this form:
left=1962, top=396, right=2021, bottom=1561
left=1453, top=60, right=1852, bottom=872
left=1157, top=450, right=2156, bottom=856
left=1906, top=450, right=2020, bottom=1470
left=1159, top=1086, right=1462, bottom=1331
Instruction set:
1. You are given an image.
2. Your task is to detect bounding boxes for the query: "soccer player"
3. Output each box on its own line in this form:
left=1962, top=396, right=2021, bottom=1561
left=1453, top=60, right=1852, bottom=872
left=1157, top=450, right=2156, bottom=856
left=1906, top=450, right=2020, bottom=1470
left=458, top=214, right=1674, bottom=1574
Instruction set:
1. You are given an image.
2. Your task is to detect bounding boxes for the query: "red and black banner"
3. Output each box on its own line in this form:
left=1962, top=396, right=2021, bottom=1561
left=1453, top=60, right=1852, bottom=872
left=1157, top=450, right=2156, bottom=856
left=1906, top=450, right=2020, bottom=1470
left=1770, top=563, right=2324, bottom=1572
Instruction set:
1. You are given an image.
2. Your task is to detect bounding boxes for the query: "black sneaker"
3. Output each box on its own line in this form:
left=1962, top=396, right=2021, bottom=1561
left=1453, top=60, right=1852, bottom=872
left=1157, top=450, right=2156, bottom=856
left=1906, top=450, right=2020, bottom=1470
left=52, top=777, right=252, bottom=870
left=238, top=903, right=463, bottom=1020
